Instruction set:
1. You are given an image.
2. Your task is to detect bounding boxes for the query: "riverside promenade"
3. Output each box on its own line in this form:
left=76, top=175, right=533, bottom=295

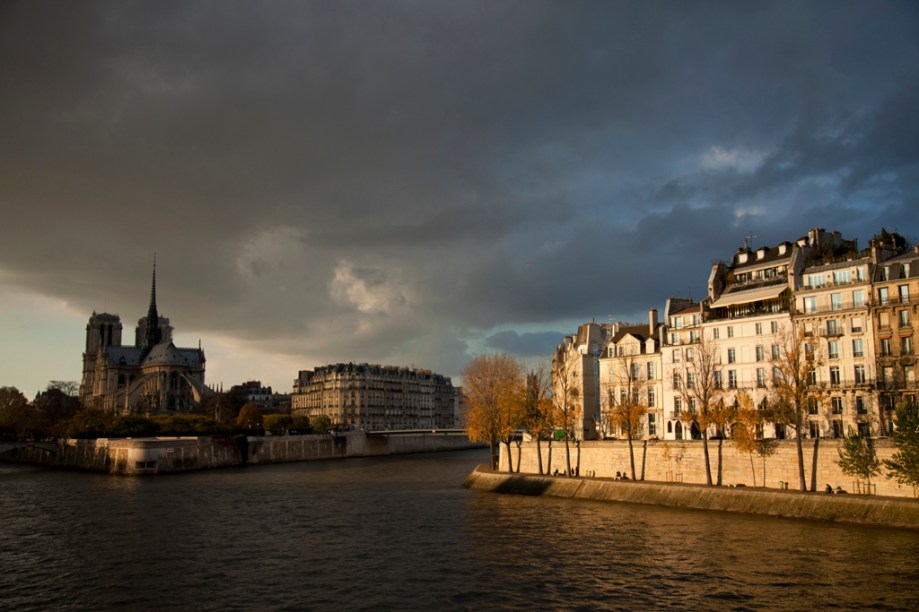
left=465, top=464, right=919, bottom=530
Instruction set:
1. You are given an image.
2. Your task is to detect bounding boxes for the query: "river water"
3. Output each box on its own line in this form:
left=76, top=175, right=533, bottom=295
left=1, top=449, right=918, bottom=611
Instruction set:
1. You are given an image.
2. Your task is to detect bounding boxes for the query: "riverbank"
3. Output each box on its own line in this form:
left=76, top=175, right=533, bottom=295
left=465, top=465, right=919, bottom=530
left=0, top=432, right=481, bottom=475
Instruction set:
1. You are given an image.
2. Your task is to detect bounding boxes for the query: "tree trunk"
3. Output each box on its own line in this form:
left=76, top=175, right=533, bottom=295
left=489, top=440, right=497, bottom=470
left=536, top=438, right=544, bottom=475
left=795, top=425, right=807, bottom=491
left=547, top=438, right=553, bottom=475
left=515, top=440, right=522, bottom=473
left=564, top=436, right=572, bottom=476
left=702, top=430, right=713, bottom=486
left=505, top=440, right=514, bottom=473
left=627, top=434, right=636, bottom=480
left=809, top=437, right=819, bottom=492
left=749, top=452, right=757, bottom=487
left=716, top=435, right=724, bottom=487
left=640, top=440, right=647, bottom=481
left=575, top=440, right=581, bottom=477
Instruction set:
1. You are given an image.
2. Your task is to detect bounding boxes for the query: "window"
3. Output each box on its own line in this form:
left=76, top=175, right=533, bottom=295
left=689, top=330, right=699, bottom=343
left=809, top=273, right=825, bottom=288
left=672, top=349, right=681, bottom=363
left=755, top=345, right=765, bottom=362
left=879, top=287, right=889, bottom=305
left=686, top=372, right=695, bottom=388
left=673, top=372, right=682, bottom=389
left=882, top=267, right=890, bottom=281
left=831, top=397, right=843, bottom=415
left=631, top=362, right=641, bottom=379
left=772, top=344, right=781, bottom=360
left=830, top=366, right=841, bottom=387
left=852, top=339, right=864, bottom=358
left=727, top=326, right=734, bottom=338
left=900, top=284, right=910, bottom=304
left=647, top=389, right=655, bottom=407
left=713, top=371, right=722, bottom=389
left=854, top=365, right=866, bottom=384
left=713, top=328, right=720, bottom=339
left=755, top=322, right=763, bottom=335
left=673, top=397, right=682, bottom=419
left=899, top=309, right=910, bottom=327
left=686, top=348, right=694, bottom=362
left=692, top=314, right=701, bottom=326
left=727, top=348, right=736, bottom=364
left=771, top=321, right=779, bottom=333
left=833, top=270, right=850, bottom=284
left=648, top=413, right=657, bottom=436
left=773, top=366, right=783, bottom=385
left=830, top=293, right=842, bottom=311
left=902, top=336, right=913, bottom=355
left=674, top=316, right=684, bottom=329
left=828, top=341, right=839, bottom=360
left=756, top=368, right=765, bottom=388
left=851, top=317, right=863, bottom=333
left=852, top=289, right=865, bottom=308
left=803, top=297, right=817, bottom=313
left=856, top=396, right=866, bottom=414
left=728, top=370, right=737, bottom=388
left=879, top=311, right=890, bottom=329
left=647, top=362, right=656, bottom=379
left=826, top=319, right=839, bottom=336
left=881, top=338, right=891, bottom=356
left=807, top=398, right=818, bottom=415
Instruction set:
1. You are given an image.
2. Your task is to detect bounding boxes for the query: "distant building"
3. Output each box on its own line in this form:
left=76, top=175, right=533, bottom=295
left=291, top=363, right=457, bottom=430
left=79, top=263, right=207, bottom=414
left=230, top=380, right=291, bottom=413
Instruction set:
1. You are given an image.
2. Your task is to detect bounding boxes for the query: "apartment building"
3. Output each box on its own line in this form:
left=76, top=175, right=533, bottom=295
left=794, top=255, right=876, bottom=437
left=552, top=322, right=609, bottom=440
left=291, top=363, right=457, bottom=430
left=597, top=309, right=664, bottom=440
left=872, top=245, right=919, bottom=432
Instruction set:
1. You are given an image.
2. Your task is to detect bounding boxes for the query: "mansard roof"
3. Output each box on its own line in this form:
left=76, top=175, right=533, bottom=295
left=611, top=323, right=661, bottom=345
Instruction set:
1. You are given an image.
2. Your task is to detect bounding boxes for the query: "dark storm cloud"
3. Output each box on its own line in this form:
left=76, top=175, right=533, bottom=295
left=484, top=330, right=565, bottom=357
left=1, top=1, right=917, bottom=387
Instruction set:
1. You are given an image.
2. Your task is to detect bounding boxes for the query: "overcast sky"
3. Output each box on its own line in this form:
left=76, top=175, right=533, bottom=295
left=1, top=1, right=917, bottom=397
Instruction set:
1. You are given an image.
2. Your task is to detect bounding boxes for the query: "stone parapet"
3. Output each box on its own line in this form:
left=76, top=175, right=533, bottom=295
left=465, top=464, right=919, bottom=530
left=500, top=438, right=917, bottom=498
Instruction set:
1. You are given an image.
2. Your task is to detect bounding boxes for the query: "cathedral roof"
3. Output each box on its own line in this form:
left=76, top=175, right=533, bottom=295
left=104, top=346, right=142, bottom=366
left=142, top=342, right=203, bottom=368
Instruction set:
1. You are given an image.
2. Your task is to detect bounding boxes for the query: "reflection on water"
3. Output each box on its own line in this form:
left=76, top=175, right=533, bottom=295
left=1, top=451, right=918, bottom=610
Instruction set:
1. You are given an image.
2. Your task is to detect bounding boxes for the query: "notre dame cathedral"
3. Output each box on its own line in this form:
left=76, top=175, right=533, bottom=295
left=79, top=263, right=208, bottom=414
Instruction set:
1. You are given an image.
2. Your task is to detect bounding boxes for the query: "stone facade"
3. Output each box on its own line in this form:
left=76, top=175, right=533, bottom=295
left=291, top=363, right=457, bottom=430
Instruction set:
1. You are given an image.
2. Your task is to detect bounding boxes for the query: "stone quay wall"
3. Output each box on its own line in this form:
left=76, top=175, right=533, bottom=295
left=0, top=432, right=479, bottom=475
left=499, top=438, right=918, bottom=499
left=465, top=465, right=919, bottom=530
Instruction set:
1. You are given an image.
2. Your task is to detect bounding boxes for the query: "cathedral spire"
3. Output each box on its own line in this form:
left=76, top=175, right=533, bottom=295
left=144, top=254, right=162, bottom=351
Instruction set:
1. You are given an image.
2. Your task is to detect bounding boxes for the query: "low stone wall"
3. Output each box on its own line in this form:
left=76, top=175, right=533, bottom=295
left=466, top=465, right=919, bottom=530
left=0, top=432, right=480, bottom=475
left=500, top=438, right=918, bottom=498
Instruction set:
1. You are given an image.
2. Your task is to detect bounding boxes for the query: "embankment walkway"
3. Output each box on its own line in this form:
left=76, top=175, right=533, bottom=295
left=465, top=465, right=919, bottom=530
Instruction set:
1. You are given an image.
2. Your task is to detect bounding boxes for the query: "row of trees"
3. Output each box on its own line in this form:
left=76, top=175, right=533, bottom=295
left=462, top=354, right=584, bottom=475
left=0, top=383, right=328, bottom=440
